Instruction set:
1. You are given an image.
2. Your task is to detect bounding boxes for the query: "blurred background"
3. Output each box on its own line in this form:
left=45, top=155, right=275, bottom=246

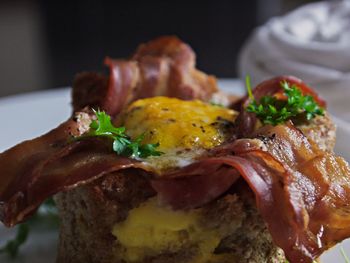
left=0, top=0, right=322, bottom=97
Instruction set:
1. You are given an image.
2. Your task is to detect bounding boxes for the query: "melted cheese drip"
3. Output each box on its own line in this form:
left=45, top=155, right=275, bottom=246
left=122, top=97, right=237, bottom=152
left=112, top=198, right=222, bottom=262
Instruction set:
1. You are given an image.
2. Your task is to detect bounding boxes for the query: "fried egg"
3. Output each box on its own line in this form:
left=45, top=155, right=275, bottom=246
left=121, top=96, right=238, bottom=171
left=111, top=97, right=239, bottom=262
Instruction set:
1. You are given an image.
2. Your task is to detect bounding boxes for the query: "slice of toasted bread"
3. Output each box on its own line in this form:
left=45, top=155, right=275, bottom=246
left=54, top=113, right=335, bottom=263
left=55, top=175, right=285, bottom=263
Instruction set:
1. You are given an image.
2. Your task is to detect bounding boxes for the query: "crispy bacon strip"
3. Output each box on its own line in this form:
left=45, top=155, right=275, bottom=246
left=153, top=123, right=350, bottom=263
left=2, top=113, right=349, bottom=263
left=0, top=133, right=240, bottom=227
left=151, top=161, right=240, bottom=210
left=132, top=36, right=218, bottom=101
left=72, top=36, right=218, bottom=115
left=247, top=124, right=350, bottom=262
left=246, top=124, right=350, bottom=262
left=0, top=115, right=150, bottom=227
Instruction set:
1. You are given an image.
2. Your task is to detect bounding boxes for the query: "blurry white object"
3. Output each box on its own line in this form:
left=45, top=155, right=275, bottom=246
left=239, top=0, right=350, bottom=122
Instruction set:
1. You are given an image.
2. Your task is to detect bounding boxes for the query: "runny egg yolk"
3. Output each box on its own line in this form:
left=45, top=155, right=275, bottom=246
left=112, top=198, right=224, bottom=263
left=122, top=97, right=238, bottom=152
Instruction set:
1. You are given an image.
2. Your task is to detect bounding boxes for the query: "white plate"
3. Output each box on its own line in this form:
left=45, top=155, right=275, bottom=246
left=0, top=80, right=349, bottom=262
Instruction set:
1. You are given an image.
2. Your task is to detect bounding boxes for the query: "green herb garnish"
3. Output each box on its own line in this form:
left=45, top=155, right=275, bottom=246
left=85, top=109, right=163, bottom=158
left=0, top=223, right=29, bottom=258
left=0, top=198, right=59, bottom=258
left=341, top=246, right=350, bottom=263
left=209, top=101, right=224, bottom=107
left=245, top=75, right=324, bottom=126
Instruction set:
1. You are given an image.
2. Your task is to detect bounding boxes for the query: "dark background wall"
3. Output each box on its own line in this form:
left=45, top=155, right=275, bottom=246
left=40, top=0, right=257, bottom=86
left=0, top=0, right=316, bottom=97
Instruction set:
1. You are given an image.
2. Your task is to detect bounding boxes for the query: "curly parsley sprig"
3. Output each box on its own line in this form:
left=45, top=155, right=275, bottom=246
left=341, top=246, right=350, bottom=263
left=0, top=198, right=58, bottom=258
left=84, top=109, right=163, bottom=158
left=0, top=224, right=29, bottom=258
left=245, top=75, right=324, bottom=126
